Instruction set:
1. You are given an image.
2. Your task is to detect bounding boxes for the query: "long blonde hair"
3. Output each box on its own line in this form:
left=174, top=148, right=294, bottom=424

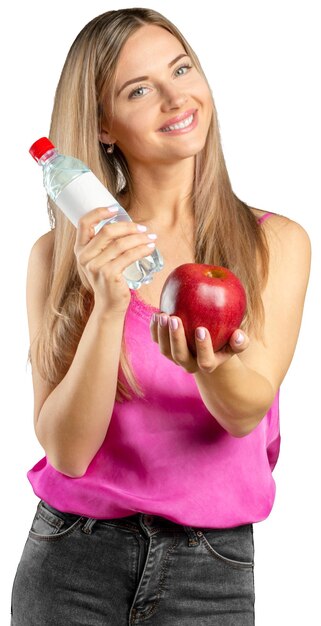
left=31, top=8, right=269, bottom=402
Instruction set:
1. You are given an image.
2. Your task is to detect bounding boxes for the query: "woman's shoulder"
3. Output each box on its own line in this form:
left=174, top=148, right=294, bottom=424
left=250, top=207, right=310, bottom=244
left=31, top=229, right=55, bottom=258
left=251, top=206, right=288, bottom=226
left=250, top=207, right=311, bottom=285
left=28, top=230, right=55, bottom=289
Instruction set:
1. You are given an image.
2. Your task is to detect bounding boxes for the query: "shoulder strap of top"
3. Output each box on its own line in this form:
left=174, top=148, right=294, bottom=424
left=257, top=211, right=274, bottom=225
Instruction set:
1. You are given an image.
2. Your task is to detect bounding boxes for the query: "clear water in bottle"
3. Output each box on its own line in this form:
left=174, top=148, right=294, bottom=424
left=29, top=138, right=164, bottom=290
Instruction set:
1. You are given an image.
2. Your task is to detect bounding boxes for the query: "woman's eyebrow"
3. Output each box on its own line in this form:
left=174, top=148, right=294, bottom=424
left=116, top=53, right=190, bottom=96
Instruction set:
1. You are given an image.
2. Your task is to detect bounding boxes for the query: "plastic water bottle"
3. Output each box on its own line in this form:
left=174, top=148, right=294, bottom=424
left=29, top=137, right=164, bottom=290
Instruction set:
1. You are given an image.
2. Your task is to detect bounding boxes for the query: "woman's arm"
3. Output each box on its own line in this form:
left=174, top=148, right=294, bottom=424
left=151, top=215, right=311, bottom=437
left=193, top=355, right=275, bottom=437
left=30, top=209, right=157, bottom=476
left=196, top=216, right=311, bottom=436
left=27, top=233, right=126, bottom=478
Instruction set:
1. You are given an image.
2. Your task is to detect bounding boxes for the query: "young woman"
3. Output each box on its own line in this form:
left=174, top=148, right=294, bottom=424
left=11, top=8, right=310, bottom=626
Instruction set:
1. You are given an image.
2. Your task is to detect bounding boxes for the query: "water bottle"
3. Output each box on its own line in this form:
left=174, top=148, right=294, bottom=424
left=29, top=137, right=164, bottom=290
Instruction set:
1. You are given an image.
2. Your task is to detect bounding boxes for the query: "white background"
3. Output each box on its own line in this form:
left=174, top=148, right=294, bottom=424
left=1, top=0, right=320, bottom=623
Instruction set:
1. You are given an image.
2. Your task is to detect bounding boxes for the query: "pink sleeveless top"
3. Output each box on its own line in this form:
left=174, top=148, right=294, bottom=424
left=27, top=212, right=280, bottom=528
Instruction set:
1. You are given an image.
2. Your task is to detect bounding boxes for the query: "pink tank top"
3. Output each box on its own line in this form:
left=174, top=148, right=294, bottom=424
left=27, top=212, right=280, bottom=528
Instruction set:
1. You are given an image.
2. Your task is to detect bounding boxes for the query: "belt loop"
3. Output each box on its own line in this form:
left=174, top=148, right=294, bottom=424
left=81, top=517, right=97, bottom=534
left=183, top=526, right=200, bottom=547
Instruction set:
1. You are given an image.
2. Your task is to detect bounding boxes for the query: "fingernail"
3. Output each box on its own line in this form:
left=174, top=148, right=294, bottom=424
left=137, top=224, right=147, bottom=232
left=235, top=332, right=244, bottom=345
left=169, top=318, right=178, bottom=331
left=159, top=315, right=168, bottom=327
left=196, top=327, right=206, bottom=341
left=108, top=205, right=119, bottom=212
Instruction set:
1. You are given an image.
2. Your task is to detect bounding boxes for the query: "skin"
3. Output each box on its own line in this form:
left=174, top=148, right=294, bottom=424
left=100, top=24, right=213, bottom=228
left=100, top=24, right=311, bottom=436
left=100, top=24, right=244, bottom=364
left=26, top=22, right=310, bottom=480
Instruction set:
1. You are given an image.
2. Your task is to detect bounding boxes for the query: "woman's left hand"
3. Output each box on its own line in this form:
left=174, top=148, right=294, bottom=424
left=150, top=313, right=250, bottom=374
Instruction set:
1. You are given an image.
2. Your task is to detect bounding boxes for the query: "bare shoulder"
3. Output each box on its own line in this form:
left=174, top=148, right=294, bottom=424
left=249, top=208, right=311, bottom=306
left=266, top=215, right=311, bottom=256
left=27, top=229, right=55, bottom=328
left=27, top=230, right=55, bottom=287
left=251, top=206, right=291, bottom=228
left=30, top=229, right=55, bottom=260
left=259, top=213, right=311, bottom=319
left=251, top=207, right=311, bottom=258
left=27, top=229, right=56, bottom=425
left=239, top=208, right=311, bottom=392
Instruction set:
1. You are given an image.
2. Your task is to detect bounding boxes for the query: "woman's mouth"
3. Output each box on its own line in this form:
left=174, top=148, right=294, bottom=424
left=158, top=111, right=198, bottom=135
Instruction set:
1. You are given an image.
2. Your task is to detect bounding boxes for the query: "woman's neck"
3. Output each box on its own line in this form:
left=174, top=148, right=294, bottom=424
left=118, top=158, right=195, bottom=229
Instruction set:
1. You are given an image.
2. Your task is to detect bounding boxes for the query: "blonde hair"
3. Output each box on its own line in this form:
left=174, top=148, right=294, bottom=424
left=31, top=8, right=269, bottom=402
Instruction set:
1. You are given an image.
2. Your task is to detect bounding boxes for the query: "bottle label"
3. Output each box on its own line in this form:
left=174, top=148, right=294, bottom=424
left=55, top=171, right=120, bottom=226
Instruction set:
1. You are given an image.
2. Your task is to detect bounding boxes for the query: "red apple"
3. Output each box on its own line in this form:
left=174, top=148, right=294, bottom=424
left=159, top=264, right=247, bottom=355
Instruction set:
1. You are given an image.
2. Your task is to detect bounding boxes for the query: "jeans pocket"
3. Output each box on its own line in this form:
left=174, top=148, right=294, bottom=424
left=28, top=500, right=84, bottom=542
left=199, top=524, right=254, bottom=570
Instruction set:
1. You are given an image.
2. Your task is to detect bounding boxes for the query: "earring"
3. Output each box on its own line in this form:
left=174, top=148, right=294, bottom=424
left=106, top=143, right=114, bottom=154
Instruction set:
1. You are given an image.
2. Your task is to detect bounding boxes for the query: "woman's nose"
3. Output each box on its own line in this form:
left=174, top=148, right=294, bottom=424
left=160, top=84, right=188, bottom=110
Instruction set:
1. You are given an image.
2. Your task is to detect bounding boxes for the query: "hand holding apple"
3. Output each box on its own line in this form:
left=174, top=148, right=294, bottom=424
left=159, top=263, right=247, bottom=357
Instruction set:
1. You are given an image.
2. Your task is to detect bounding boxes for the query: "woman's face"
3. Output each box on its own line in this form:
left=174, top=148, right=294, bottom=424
left=100, top=24, right=213, bottom=166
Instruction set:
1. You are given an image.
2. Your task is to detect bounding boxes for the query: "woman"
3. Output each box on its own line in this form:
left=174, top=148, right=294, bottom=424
left=11, top=8, right=310, bottom=625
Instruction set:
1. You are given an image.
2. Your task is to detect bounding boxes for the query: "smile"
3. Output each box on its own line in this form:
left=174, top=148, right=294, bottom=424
left=160, top=113, right=194, bottom=132
left=159, top=111, right=198, bottom=134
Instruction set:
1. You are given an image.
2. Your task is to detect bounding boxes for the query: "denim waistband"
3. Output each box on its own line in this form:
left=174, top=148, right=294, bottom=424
left=41, top=500, right=251, bottom=547
left=85, top=512, right=201, bottom=545
left=41, top=501, right=202, bottom=546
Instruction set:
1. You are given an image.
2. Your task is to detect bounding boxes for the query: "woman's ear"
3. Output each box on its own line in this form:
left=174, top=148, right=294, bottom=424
left=99, top=129, right=116, bottom=145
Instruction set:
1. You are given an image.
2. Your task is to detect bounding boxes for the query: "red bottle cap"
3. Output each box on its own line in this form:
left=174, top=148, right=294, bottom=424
left=29, top=137, right=55, bottom=162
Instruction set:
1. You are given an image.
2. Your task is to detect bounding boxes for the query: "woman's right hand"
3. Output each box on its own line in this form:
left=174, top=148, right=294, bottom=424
left=74, top=207, right=157, bottom=315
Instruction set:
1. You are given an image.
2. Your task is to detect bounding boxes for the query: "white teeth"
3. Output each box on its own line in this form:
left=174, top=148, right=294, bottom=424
left=160, top=113, right=194, bottom=132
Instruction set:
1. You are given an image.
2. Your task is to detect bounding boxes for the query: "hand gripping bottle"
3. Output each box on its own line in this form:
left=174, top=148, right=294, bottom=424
left=29, top=137, right=164, bottom=290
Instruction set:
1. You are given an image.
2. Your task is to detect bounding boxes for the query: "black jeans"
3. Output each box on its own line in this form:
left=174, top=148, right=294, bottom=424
left=11, top=499, right=255, bottom=625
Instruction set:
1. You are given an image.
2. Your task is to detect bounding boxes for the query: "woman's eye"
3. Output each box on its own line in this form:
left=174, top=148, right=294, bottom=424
left=175, top=64, right=193, bottom=76
left=128, top=86, right=149, bottom=99
left=128, top=64, right=193, bottom=99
